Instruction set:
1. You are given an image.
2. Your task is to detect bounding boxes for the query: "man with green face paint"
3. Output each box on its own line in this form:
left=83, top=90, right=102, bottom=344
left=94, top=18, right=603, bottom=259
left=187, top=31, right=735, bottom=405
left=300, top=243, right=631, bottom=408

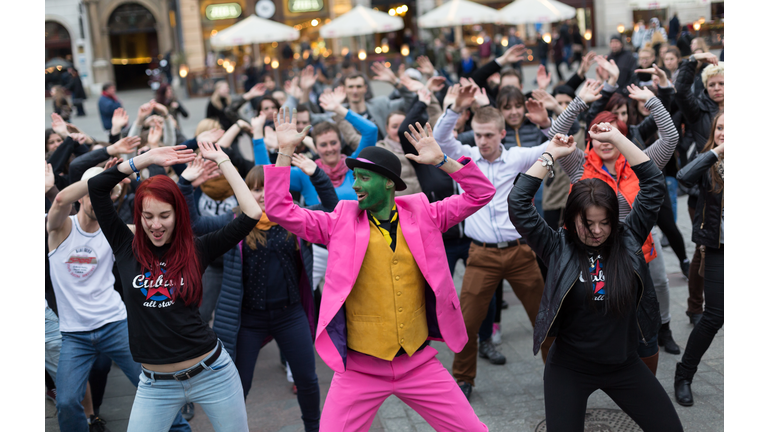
left=263, top=108, right=495, bottom=431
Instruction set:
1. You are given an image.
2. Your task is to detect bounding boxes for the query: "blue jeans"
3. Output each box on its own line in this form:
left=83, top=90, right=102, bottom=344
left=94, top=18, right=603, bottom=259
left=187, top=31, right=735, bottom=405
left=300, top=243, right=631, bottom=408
left=56, top=319, right=190, bottom=432
left=665, top=176, right=678, bottom=221
left=130, top=341, right=246, bottom=432
left=236, top=304, right=320, bottom=431
left=45, top=306, right=62, bottom=382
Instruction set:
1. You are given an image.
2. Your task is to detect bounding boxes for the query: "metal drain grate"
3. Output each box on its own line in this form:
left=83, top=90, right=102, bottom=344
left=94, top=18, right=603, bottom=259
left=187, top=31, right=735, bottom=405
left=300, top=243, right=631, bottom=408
left=535, top=408, right=643, bottom=432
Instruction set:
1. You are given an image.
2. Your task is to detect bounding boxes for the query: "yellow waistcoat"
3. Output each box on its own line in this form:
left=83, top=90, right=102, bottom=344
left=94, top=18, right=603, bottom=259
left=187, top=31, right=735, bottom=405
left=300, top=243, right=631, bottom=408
left=345, top=221, right=428, bottom=360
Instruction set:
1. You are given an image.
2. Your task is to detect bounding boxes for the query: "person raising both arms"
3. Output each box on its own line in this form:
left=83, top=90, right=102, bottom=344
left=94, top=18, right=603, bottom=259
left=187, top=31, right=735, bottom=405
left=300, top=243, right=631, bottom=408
left=508, top=126, right=683, bottom=432
left=86, top=143, right=262, bottom=431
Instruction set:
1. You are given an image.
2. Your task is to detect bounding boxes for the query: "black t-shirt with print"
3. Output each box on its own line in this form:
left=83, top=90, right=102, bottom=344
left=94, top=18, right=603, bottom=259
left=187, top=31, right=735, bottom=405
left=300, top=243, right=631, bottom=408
left=88, top=166, right=258, bottom=364
left=555, top=253, right=639, bottom=364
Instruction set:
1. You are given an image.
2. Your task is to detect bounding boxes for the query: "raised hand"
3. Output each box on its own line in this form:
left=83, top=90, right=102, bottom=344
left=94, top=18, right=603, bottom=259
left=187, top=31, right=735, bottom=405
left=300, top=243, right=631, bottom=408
left=499, top=44, right=526, bottom=65
left=137, top=101, right=154, bottom=121
left=45, top=162, right=55, bottom=193
left=634, top=63, right=669, bottom=87
left=627, top=84, right=656, bottom=103
left=236, top=119, right=252, bottom=134
left=546, top=134, right=577, bottom=159
left=370, top=62, right=397, bottom=84
left=108, top=136, right=142, bottom=156
left=181, top=155, right=209, bottom=183
left=69, top=132, right=89, bottom=145
left=452, top=85, right=477, bottom=112
left=692, top=52, right=718, bottom=66
left=144, top=145, right=196, bottom=167
left=595, top=65, right=609, bottom=83
left=147, top=125, right=163, bottom=148
left=151, top=100, right=169, bottom=117
left=273, top=107, right=311, bottom=152
left=416, top=56, right=435, bottom=76
left=588, top=122, right=623, bottom=144
left=300, top=65, right=318, bottom=91
left=578, top=79, right=604, bottom=104
left=426, top=76, right=446, bottom=92
left=525, top=98, right=550, bottom=127
left=197, top=128, right=225, bottom=143
left=192, top=160, right=221, bottom=188
left=318, top=86, right=346, bottom=114
left=263, top=126, right=278, bottom=150
left=244, top=83, right=267, bottom=101
left=595, top=56, right=619, bottom=85
left=536, top=65, right=552, bottom=90
left=417, top=87, right=431, bottom=104
left=302, top=136, right=316, bottom=153
left=399, top=74, right=425, bottom=92
left=442, top=84, right=460, bottom=110
left=532, top=89, right=560, bottom=113
left=474, top=86, right=490, bottom=107
left=198, top=141, right=228, bottom=164
left=104, top=157, right=123, bottom=170
left=111, top=107, right=130, bottom=131
left=51, top=113, right=69, bottom=137
left=404, top=123, right=444, bottom=165
left=250, top=112, right=267, bottom=138
left=577, top=51, right=597, bottom=78
left=291, top=153, right=318, bottom=176
left=284, top=77, right=302, bottom=100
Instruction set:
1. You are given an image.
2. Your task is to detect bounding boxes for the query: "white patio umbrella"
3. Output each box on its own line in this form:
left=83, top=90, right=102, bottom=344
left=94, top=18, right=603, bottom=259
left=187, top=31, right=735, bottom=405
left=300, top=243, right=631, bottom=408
left=499, top=0, right=576, bottom=25
left=319, top=5, right=404, bottom=38
left=210, top=14, right=299, bottom=48
left=417, top=0, right=502, bottom=28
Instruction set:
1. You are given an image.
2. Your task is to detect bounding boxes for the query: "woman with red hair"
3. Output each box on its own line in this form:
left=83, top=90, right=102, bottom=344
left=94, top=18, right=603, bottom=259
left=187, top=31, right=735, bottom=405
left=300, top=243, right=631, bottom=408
left=87, top=143, right=261, bottom=431
left=546, top=81, right=679, bottom=375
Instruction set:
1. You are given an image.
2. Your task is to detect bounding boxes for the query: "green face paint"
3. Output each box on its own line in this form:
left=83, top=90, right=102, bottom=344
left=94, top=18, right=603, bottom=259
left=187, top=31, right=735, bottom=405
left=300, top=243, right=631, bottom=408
left=352, top=168, right=394, bottom=219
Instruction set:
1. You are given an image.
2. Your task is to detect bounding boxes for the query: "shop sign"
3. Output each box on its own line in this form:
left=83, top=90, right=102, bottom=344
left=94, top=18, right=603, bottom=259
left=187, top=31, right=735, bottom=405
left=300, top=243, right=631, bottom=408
left=206, top=3, right=243, bottom=20
left=288, top=0, right=323, bottom=13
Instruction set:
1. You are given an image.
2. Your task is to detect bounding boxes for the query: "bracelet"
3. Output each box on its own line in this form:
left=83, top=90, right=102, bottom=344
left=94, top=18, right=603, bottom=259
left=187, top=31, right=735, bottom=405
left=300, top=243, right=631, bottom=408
left=128, top=158, right=141, bottom=181
left=217, top=159, right=231, bottom=168
left=538, top=155, right=555, bottom=179
left=434, top=153, right=448, bottom=169
left=277, top=151, right=293, bottom=158
left=543, top=152, right=555, bottom=163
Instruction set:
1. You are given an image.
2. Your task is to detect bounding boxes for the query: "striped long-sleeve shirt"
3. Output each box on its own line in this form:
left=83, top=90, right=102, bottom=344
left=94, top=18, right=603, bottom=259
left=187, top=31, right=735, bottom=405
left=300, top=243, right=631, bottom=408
left=549, top=96, right=678, bottom=221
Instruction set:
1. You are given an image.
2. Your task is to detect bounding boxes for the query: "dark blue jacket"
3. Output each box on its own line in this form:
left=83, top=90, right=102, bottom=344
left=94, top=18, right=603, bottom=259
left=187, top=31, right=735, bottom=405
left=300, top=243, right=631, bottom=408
left=98, top=95, right=122, bottom=130
left=178, top=168, right=339, bottom=360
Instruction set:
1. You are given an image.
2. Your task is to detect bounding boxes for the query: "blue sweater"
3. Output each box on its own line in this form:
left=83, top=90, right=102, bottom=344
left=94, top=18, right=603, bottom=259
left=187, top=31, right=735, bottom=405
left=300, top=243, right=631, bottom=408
left=253, top=109, right=378, bottom=205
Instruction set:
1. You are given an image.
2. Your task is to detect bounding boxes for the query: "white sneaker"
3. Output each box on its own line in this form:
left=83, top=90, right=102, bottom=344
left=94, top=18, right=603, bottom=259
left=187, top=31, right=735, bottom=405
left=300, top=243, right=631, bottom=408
left=491, top=323, right=502, bottom=345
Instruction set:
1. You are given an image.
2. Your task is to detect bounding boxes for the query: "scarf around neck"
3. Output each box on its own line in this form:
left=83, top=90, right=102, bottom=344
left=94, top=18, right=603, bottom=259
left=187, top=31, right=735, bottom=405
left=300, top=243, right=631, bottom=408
left=316, top=155, right=349, bottom=188
left=101, top=91, right=119, bottom=102
left=382, top=136, right=404, bottom=154
left=256, top=211, right=278, bottom=230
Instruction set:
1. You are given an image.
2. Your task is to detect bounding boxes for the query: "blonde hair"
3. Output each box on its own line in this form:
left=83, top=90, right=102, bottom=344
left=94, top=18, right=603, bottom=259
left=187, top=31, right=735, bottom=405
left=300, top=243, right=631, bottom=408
left=701, top=63, right=724, bottom=86
left=691, top=37, right=709, bottom=53
left=195, top=118, right=222, bottom=136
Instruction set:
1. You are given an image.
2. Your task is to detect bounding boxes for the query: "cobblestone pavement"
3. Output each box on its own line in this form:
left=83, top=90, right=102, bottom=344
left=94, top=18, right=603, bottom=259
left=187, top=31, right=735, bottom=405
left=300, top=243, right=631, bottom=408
left=45, top=51, right=723, bottom=431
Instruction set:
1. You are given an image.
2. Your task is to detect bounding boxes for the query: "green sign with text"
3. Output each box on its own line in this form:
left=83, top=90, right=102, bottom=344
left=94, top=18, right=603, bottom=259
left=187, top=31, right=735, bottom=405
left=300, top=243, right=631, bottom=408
left=288, top=0, right=323, bottom=13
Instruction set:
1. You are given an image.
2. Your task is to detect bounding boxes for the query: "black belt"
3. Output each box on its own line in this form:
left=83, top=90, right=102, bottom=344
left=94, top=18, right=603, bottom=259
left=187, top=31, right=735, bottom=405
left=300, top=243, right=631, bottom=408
left=395, top=340, right=430, bottom=357
left=143, top=342, right=222, bottom=381
left=472, top=239, right=526, bottom=249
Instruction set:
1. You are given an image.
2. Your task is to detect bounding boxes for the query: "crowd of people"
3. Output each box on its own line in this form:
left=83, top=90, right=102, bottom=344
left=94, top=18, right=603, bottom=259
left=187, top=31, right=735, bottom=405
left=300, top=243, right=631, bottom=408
left=45, top=27, right=723, bottom=432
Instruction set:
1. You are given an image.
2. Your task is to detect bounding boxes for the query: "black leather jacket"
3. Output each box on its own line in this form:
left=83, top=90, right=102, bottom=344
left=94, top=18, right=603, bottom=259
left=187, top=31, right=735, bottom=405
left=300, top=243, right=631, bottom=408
left=675, top=59, right=721, bottom=152
left=677, top=150, right=723, bottom=248
left=508, top=160, right=665, bottom=355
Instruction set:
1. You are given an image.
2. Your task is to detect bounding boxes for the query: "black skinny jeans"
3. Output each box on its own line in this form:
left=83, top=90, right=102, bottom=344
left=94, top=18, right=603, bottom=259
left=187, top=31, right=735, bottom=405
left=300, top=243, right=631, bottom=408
left=544, top=343, right=683, bottom=432
left=681, top=245, right=724, bottom=374
left=236, top=303, right=320, bottom=432
left=657, top=184, right=688, bottom=264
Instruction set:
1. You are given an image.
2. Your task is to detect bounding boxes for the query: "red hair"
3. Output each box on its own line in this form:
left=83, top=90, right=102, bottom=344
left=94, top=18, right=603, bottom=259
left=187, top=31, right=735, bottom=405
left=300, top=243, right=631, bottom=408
left=132, top=176, right=203, bottom=307
left=587, top=111, right=628, bottom=149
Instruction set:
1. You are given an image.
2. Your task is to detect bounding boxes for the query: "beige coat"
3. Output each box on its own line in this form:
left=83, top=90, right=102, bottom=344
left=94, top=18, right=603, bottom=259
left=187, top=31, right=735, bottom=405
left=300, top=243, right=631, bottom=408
left=376, top=137, right=423, bottom=197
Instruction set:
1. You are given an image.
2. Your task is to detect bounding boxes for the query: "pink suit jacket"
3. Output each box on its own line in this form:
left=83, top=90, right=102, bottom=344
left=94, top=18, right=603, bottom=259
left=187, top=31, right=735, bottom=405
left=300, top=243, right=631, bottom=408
left=264, top=159, right=495, bottom=372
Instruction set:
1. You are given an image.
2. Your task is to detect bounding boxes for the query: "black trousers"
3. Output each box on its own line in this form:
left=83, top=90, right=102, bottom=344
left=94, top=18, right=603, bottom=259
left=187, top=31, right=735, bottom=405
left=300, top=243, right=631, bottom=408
left=656, top=183, right=688, bottom=264
left=681, top=245, right=724, bottom=373
left=544, top=343, right=683, bottom=432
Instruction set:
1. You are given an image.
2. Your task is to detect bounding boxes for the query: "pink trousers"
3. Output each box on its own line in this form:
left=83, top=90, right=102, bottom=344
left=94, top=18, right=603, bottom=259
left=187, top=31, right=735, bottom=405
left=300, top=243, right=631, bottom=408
left=319, top=346, right=488, bottom=431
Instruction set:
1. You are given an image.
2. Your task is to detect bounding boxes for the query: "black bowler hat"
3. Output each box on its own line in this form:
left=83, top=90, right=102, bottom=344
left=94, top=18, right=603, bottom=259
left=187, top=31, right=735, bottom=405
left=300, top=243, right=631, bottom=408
left=345, top=146, right=407, bottom=191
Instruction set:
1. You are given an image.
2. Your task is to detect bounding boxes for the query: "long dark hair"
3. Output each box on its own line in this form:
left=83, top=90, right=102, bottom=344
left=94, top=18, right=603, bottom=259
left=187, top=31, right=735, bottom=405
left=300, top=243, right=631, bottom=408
left=563, top=178, right=636, bottom=316
left=132, top=175, right=203, bottom=307
left=701, top=111, right=724, bottom=193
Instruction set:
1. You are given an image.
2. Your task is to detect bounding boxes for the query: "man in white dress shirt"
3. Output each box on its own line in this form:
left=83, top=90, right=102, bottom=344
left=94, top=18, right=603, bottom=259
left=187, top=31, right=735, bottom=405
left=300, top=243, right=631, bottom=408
left=432, top=88, right=555, bottom=399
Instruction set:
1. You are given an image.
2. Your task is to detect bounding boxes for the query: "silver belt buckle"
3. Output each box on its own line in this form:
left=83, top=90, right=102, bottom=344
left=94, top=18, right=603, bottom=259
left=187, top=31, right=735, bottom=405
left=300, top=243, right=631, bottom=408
left=497, top=241, right=509, bottom=248
left=173, top=370, right=192, bottom=381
